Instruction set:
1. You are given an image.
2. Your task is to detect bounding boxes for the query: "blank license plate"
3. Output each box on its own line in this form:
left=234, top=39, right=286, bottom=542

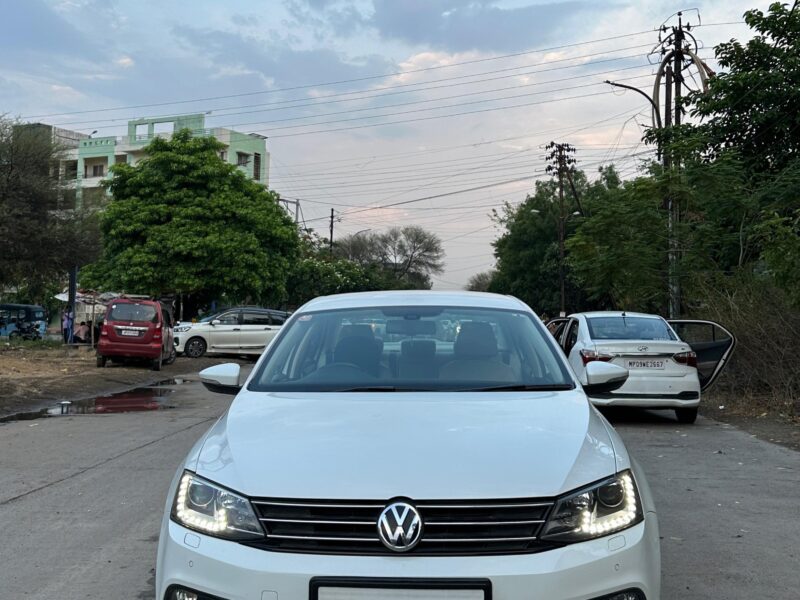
left=627, top=359, right=664, bottom=369
left=317, top=590, right=485, bottom=600
left=120, top=330, right=140, bottom=337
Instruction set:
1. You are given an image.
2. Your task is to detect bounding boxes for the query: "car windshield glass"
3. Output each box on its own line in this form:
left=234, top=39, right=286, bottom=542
left=33, top=310, right=45, bottom=320
left=586, top=316, right=676, bottom=340
left=249, top=305, right=573, bottom=392
left=108, top=303, right=157, bottom=323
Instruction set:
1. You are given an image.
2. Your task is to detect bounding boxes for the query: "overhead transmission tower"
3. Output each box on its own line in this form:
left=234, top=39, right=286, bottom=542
left=545, top=141, right=578, bottom=317
left=607, top=10, right=715, bottom=318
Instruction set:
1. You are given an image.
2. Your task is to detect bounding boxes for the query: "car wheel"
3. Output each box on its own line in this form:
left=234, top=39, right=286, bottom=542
left=152, top=354, right=162, bottom=371
left=184, top=337, right=207, bottom=358
left=676, top=407, right=698, bottom=424
left=96, top=355, right=107, bottom=368
left=164, top=346, right=177, bottom=365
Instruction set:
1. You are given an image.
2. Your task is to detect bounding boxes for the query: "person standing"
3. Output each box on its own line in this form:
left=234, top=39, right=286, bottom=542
left=62, top=306, right=74, bottom=343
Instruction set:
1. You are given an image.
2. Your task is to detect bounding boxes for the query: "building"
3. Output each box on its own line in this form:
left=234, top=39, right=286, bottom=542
left=33, top=114, right=269, bottom=206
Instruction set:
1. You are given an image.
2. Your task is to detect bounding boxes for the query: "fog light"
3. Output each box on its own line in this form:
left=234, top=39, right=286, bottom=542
left=593, top=590, right=645, bottom=600
left=165, top=586, right=228, bottom=600
left=172, top=590, right=197, bottom=600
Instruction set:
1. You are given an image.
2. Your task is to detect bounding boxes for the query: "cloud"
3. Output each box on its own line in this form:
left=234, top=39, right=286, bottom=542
left=230, top=13, right=261, bottom=27
left=115, top=56, right=135, bottom=68
left=0, top=0, right=94, bottom=56
left=369, top=0, right=596, bottom=52
left=173, top=26, right=395, bottom=91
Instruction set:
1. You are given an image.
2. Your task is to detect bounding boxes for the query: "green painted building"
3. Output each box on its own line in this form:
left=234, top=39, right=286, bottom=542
left=56, top=114, right=269, bottom=205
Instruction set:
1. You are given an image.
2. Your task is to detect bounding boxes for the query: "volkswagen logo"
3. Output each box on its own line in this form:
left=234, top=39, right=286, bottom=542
left=377, top=501, right=423, bottom=552
left=638, top=345, right=649, bottom=352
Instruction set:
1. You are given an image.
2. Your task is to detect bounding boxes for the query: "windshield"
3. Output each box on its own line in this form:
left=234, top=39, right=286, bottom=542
left=107, top=303, right=157, bottom=323
left=249, top=305, right=573, bottom=392
left=587, top=316, right=676, bottom=341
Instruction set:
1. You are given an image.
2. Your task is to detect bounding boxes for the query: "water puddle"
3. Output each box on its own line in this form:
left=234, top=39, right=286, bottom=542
left=0, top=385, right=178, bottom=423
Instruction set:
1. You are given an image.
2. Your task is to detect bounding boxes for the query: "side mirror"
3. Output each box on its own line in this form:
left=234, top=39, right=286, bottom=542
left=583, top=362, right=628, bottom=396
left=199, top=363, right=242, bottom=395
left=211, top=319, right=221, bottom=326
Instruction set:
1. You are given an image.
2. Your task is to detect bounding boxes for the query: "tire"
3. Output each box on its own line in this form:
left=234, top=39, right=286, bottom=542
left=184, top=337, right=207, bottom=358
left=96, top=355, right=107, bottom=368
left=151, top=354, right=162, bottom=371
left=164, top=346, right=177, bottom=366
left=676, top=407, right=698, bottom=424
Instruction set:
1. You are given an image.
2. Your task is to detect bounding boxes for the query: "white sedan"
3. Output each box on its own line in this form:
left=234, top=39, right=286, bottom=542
left=157, top=291, right=661, bottom=600
left=173, top=307, right=290, bottom=358
left=548, top=311, right=735, bottom=423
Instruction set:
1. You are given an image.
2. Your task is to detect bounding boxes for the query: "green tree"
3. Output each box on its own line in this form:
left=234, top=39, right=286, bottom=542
left=465, top=270, right=495, bottom=292
left=335, top=225, right=444, bottom=289
left=0, top=117, right=100, bottom=295
left=688, top=2, right=800, bottom=175
left=83, top=131, right=299, bottom=304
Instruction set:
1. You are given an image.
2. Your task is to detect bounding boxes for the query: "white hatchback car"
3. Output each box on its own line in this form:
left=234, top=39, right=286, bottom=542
left=547, top=312, right=735, bottom=423
left=157, top=291, right=661, bottom=600
left=174, top=307, right=290, bottom=358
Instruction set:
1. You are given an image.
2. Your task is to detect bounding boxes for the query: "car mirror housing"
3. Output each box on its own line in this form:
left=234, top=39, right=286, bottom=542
left=211, top=319, right=221, bottom=326
left=583, top=362, right=628, bottom=395
left=200, top=363, right=242, bottom=395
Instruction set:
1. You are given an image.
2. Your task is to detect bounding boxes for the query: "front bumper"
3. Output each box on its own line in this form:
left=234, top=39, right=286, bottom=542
left=156, top=513, right=660, bottom=600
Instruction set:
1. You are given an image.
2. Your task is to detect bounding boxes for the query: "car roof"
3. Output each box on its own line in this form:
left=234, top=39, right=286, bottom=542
left=111, top=298, right=158, bottom=304
left=572, top=311, right=664, bottom=319
left=299, top=291, right=530, bottom=313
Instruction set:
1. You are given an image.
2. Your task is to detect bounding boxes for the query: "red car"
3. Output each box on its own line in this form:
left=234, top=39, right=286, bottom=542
left=96, top=299, right=176, bottom=371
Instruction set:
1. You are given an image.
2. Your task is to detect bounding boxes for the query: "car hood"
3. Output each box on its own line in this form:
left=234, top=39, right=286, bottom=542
left=193, top=390, right=619, bottom=499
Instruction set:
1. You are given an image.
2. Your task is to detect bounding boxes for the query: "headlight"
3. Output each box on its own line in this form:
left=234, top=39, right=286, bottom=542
left=171, top=472, right=263, bottom=540
left=174, top=325, right=192, bottom=332
left=540, top=470, right=642, bottom=543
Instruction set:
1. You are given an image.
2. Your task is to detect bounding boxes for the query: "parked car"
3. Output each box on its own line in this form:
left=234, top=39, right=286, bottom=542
left=157, top=291, right=661, bottom=600
left=547, top=311, right=735, bottom=423
left=0, top=303, right=47, bottom=338
left=173, top=307, right=290, bottom=358
left=96, top=298, right=176, bottom=371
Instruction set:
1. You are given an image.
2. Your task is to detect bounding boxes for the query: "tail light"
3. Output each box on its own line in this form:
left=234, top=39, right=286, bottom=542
left=100, top=320, right=109, bottom=337
left=580, top=349, right=615, bottom=365
left=673, top=351, right=697, bottom=368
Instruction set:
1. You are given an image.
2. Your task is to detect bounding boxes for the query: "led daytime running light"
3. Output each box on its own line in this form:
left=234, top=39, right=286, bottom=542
left=578, top=473, right=638, bottom=536
left=175, top=473, right=228, bottom=534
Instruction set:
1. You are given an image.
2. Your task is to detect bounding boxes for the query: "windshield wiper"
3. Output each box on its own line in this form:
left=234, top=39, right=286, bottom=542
left=455, top=384, right=575, bottom=392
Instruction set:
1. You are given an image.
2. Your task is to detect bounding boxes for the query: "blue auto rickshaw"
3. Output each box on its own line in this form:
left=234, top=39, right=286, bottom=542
left=0, top=304, right=48, bottom=337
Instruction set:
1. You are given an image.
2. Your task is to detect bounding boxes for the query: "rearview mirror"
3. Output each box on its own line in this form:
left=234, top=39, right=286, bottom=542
left=211, top=319, right=221, bottom=326
left=199, top=363, right=242, bottom=395
left=582, top=362, right=628, bottom=396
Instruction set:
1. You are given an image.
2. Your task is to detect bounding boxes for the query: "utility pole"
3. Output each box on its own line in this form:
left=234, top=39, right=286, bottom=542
left=329, top=208, right=335, bottom=257
left=545, top=142, right=576, bottom=317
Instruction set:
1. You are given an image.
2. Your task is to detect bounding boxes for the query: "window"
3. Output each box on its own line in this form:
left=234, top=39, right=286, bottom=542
left=564, top=320, right=579, bottom=354
left=216, top=311, right=240, bottom=325
left=92, top=164, right=105, bottom=177
left=219, top=151, right=227, bottom=161
left=249, top=305, right=573, bottom=392
left=586, top=316, right=677, bottom=341
left=237, top=152, right=250, bottom=167
left=253, top=152, right=261, bottom=180
left=108, top=303, right=157, bottom=323
left=269, top=312, right=287, bottom=325
left=242, top=311, right=272, bottom=326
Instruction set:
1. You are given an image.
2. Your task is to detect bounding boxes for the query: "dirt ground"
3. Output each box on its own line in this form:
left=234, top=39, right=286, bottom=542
left=0, top=343, right=250, bottom=418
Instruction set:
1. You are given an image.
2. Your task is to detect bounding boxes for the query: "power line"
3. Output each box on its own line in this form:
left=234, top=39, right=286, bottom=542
left=26, top=29, right=659, bottom=120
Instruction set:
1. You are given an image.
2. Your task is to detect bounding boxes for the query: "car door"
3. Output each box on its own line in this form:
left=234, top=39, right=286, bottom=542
left=668, top=319, right=736, bottom=391
left=240, top=311, right=277, bottom=354
left=208, top=310, right=241, bottom=351
left=562, top=318, right=587, bottom=380
left=545, top=317, right=569, bottom=346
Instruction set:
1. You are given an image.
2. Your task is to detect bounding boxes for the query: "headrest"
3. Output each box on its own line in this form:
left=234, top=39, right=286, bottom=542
left=334, top=336, right=379, bottom=368
left=401, top=339, right=436, bottom=360
left=454, top=321, right=498, bottom=358
left=338, top=324, right=375, bottom=340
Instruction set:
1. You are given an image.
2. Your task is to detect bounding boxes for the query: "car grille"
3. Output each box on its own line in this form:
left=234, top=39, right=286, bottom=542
left=246, top=497, right=558, bottom=556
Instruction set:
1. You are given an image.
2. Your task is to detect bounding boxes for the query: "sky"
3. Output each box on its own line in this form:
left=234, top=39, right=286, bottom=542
left=0, top=0, right=767, bottom=288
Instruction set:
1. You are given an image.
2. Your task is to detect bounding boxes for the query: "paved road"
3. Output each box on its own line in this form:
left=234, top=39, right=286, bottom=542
left=0, top=378, right=797, bottom=600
